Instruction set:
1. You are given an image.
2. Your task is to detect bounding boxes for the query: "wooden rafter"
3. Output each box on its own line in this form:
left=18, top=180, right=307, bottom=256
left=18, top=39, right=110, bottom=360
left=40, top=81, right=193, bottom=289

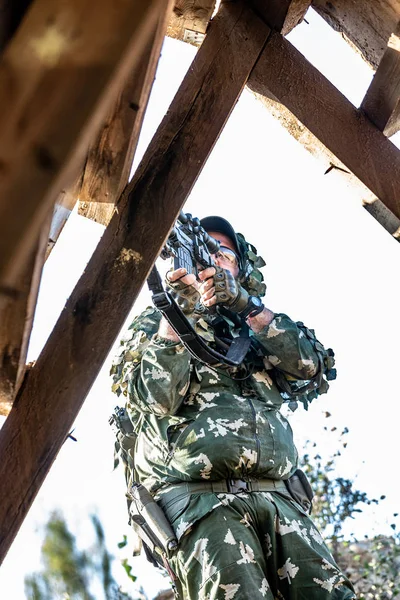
left=311, top=0, right=400, bottom=70
left=0, top=211, right=51, bottom=416
left=43, top=0, right=173, bottom=252
left=361, top=21, right=400, bottom=138
left=0, top=0, right=271, bottom=563
left=78, top=0, right=175, bottom=227
left=250, top=92, right=400, bottom=240
left=0, top=0, right=164, bottom=291
left=247, top=31, right=400, bottom=222
left=249, top=0, right=311, bottom=35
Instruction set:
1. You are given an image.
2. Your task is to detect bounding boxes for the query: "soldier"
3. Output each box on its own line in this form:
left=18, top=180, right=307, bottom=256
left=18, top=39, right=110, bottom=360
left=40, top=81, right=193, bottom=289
left=111, top=216, right=356, bottom=599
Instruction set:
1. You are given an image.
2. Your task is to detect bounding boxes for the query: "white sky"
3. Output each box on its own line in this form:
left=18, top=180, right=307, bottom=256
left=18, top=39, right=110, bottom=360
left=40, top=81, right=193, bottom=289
left=1, top=8, right=400, bottom=599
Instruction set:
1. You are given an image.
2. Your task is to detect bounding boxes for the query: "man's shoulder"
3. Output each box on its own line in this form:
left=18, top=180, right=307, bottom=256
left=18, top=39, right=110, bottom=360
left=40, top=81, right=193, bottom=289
left=117, top=306, right=162, bottom=353
left=110, top=307, right=161, bottom=397
left=128, top=306, right=162, bottom=334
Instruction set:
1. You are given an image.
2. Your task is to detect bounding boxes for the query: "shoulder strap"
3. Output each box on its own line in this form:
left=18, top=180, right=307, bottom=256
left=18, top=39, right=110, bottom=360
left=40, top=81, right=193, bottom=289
left=147, top=265, right=250, bottom=367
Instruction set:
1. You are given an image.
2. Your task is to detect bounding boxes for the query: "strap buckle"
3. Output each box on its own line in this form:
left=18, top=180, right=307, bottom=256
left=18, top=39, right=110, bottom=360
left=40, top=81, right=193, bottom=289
left=226, top=479, right=248, bottom=494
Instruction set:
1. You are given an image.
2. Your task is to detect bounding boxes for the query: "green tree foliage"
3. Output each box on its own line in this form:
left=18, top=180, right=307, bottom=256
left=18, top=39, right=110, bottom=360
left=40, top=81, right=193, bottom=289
left=25, top=511, right=140, bottom=600
left=300, top=415, right=400, bottom=599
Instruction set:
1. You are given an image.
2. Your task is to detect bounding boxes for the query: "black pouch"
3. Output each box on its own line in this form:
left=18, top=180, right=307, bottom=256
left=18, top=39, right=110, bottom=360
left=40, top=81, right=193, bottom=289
left=284, top=468, right=314, bottom=514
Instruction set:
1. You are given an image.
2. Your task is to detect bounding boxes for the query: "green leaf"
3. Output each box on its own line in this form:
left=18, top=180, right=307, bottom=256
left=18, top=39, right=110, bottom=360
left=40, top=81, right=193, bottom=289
left=121, top=558, right=137, bottom=583
left=117, top=535, right=128, bottom=549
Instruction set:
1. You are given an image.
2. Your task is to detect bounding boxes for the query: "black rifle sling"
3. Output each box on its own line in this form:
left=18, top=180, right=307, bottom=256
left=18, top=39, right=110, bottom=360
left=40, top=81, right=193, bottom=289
left=225, top=320, right=252, bottom=364
left=147, top=266, right=249, bottom=367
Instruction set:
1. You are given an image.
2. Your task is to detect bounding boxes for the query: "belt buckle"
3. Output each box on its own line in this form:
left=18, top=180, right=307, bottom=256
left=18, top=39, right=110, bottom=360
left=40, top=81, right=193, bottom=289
left=227, top=479, right=248, bottom=494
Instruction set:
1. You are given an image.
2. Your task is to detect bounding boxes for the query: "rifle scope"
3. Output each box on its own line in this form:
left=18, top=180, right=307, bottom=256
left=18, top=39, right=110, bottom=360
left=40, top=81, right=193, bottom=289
left=178, top=211, right=220, bottom=254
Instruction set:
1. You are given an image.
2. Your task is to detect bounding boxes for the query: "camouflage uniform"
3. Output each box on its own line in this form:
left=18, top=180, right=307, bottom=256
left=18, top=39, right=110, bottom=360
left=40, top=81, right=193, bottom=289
left=111, top=307, right=356, bottom=600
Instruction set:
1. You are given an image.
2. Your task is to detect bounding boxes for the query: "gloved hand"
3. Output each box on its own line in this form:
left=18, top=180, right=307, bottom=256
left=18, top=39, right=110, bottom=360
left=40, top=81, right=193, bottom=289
left=165, top=268, right=200, bottom=315
left=200, top=266, right=249, bottom=312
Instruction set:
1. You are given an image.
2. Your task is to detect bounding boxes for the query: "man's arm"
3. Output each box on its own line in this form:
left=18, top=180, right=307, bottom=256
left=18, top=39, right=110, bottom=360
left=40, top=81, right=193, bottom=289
left=127, top=335, right=192, bottom=416
left=247, top=307, right=275, bottom=333
left=197, top=266, right=320, bottom=381
left=111, top=307, right=192, bottom=417
left=252, top=313, right=321, bottom=380
left=158, top=266, right=321, bottom=383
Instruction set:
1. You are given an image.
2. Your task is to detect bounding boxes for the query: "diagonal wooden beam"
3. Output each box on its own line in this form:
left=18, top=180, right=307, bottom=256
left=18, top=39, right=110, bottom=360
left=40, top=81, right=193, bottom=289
left=78, top=0, right=175, bottom=227
left=247, top=31, right=400, bottom=222
left=0, top=0, right=271, bottom=563
left=45, top=0, right=173, bottom=253
left=249, top=0, right=311, bottom=35
left=311, top=0, right=398, bottom=70
left=360, top=21, right=400, bottom=138
left=0, top=0, right=165, bottom=291
left=0, top=210, right=51, bottom=416
left=0, top=0, right=171, bottom=413
left=250, top=91, right=400, bottom=240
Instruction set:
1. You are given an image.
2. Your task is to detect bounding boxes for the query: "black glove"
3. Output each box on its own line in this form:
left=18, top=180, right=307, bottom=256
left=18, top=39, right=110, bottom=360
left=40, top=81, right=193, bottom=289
left=213, top=267, right=249, bottom=312
left=165, top=272, right=200, bottom=315
left=213, top=267, right=264, bottom=318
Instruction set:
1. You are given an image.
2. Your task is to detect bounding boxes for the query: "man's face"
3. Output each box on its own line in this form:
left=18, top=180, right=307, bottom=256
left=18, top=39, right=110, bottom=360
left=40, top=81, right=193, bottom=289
left=207, top=230, right=240, bottom=278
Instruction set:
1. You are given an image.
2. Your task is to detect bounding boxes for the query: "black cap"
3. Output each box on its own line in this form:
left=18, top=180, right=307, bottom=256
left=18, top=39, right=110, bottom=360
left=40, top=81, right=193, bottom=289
left=200, top=216, right=241, bottom=257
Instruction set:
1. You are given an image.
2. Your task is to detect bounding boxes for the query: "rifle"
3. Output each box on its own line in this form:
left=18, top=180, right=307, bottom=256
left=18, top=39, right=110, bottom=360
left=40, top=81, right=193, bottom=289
left=147, top=211, right=251, bottom=367
left=161, top=210, right=220, bottom=277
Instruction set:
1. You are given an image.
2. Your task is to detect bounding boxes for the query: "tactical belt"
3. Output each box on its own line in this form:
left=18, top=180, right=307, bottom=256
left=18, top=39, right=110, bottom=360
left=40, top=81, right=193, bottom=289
left=158, top=477, right=287, bottom=500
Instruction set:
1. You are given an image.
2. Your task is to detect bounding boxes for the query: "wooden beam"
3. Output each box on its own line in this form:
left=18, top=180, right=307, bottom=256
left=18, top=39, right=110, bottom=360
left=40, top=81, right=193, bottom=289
left=311, top=0, right=400, bottom=70
left=0, top=0, right=165, bottom=290
left=167, top=0, right=216, bottom=41
left=0, top=0, right=271, bottom=563
left=249, top=0, right=311, bottom=35
left=250, top=92, right=400, bottom=239
left=78, top=1, right=174, bottom=226
left=0, top=209, right=51, bottom=416
left=45, top=0, right=172, bottom=249
left=360, top=22, right=400, bottom=138
left=247, top=31, right=400, bottom=222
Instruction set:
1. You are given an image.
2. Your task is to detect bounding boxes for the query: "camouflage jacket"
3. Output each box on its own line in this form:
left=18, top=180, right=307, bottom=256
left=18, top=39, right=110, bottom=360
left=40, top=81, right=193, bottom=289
left=111, top=308, right=325, bottom=498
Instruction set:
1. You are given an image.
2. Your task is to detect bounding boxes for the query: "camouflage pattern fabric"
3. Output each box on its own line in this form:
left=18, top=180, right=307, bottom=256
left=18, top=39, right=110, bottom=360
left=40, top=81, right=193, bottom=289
left=110, top=307, right=355, bottom=599
left=167, top=491, right=356, bottom=599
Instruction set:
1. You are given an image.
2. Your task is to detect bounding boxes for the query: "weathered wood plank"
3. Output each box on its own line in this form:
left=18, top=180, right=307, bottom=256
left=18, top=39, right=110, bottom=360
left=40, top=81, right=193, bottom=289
left=250, top=91, right=400, bottom=239
left=311, top=0, right=400, bottom=70
left=248, top=31, right=400, bottom=221
left=167, top=0, right=216, bottom=41
left=0, top=210, right=51, bottom=416
left=361, top=22, right=400, bottom=138
left=0, top=0, right=271, bottom=563
left=78, top=0, right=175, bottom=226
left=0, top=0, right=164, bottom=290
left=249, top=0, right=311, bottom=34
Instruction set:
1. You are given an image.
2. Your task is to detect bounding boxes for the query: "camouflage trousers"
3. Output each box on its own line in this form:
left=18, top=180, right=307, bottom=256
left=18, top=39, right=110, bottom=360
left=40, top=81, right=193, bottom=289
left=169, top=491, right=356, bottom=600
